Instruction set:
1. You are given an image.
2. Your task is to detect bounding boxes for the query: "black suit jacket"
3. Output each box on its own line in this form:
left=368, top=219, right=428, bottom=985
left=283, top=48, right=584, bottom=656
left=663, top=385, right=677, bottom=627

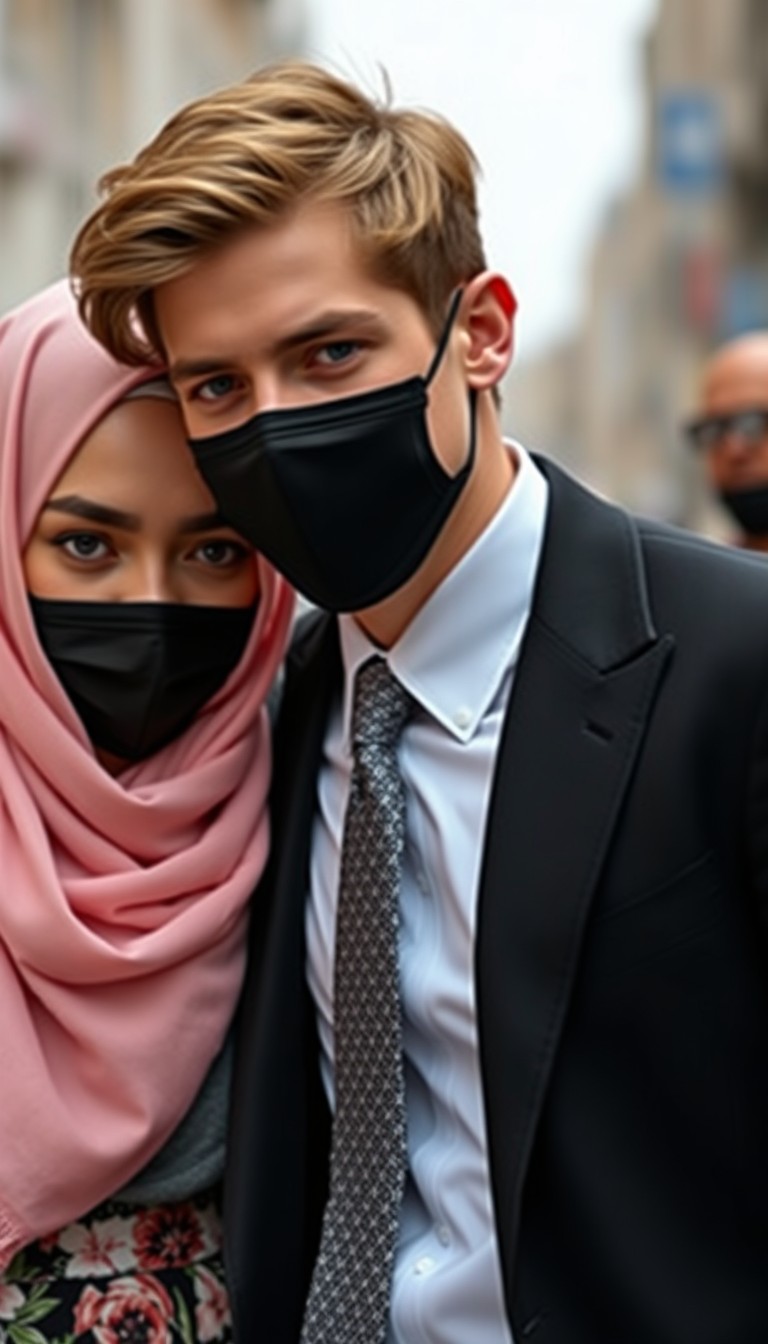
left=224, top=457, right=768, bottom=1343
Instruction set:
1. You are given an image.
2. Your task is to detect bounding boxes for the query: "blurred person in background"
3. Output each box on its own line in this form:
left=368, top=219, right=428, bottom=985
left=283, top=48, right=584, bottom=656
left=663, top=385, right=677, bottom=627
left=685, top=332, right=768, bottom=551
left=0, top=281, right=292, bottom=1343
left=71, top=61, right=768, bottom=1344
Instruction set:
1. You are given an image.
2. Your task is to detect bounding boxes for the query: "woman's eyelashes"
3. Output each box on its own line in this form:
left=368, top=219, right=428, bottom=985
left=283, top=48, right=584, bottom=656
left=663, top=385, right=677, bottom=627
left=54, top=531, right=112, bottom=564
left=49, top=531, right=250, bottom=573
left=190, top=538, right=251, bottom=569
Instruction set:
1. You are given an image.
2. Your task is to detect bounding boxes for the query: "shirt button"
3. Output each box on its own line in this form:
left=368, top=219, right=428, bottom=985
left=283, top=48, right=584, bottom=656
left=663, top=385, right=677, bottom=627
left=436, top=1224, right=451, bottom=1246
left=413, top=1256, right=435, bottom=1277
left=453, top=706, right=472, bottom=730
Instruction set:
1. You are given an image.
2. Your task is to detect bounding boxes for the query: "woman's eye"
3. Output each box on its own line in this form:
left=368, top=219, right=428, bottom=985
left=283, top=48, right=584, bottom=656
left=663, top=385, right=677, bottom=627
left=195, top=375, right=239, bottom=402
left=195, top=539, right=249, bottom=567
left=58, top=533, right=110, bottom=561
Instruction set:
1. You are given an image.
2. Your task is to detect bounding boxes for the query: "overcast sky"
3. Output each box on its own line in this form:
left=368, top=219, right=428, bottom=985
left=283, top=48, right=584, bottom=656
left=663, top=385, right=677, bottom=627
left=302, top=0, right=658, bottom=358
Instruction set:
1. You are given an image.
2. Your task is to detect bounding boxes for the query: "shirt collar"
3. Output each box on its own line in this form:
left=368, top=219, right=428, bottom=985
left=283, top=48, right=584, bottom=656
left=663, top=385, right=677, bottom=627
left=338, top=441, right=549, bottom=747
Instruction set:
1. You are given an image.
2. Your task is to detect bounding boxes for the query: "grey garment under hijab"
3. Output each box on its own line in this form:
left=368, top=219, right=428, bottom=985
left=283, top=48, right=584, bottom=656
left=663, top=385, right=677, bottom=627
left=115, top=1034, right=232, bottom=1204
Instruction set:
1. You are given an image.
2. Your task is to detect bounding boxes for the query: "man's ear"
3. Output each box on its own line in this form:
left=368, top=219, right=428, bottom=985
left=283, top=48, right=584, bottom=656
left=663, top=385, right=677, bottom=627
left=459, top=272, right=517, bottom=390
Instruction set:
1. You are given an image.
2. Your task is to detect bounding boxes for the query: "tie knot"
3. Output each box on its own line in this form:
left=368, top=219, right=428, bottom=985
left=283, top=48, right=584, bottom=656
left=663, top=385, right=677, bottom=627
left=351, top=657, right=413, bottom=753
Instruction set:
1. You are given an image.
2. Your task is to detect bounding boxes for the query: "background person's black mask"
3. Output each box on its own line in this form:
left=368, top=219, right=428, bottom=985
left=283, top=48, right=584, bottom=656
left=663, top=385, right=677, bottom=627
left=30, top=597, right=255, bottom=762
left=187, top=289, right=475, bottom=612
left=718, top=483, right=768, bottom=538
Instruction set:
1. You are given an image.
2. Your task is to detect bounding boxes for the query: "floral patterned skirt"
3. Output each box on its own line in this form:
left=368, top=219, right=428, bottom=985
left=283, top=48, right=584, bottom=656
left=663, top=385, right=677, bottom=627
left=0, top=1188, right=231, bottom=1344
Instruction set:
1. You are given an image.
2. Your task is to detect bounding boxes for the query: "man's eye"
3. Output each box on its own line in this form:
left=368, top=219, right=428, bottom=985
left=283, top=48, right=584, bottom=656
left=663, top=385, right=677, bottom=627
left=314, top=341, right=360, bottom=367
left=196, top=375, right=239, bottom=401
left=734, top=411, right=768, bottom=442
left=58, top=533, right=109, bottom=561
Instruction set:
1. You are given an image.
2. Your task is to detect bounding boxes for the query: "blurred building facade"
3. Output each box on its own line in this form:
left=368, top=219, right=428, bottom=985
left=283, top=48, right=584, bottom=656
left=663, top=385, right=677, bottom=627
left=505, top=0, right=768, bottom=536
left=0, top=0, right=306, bottom=311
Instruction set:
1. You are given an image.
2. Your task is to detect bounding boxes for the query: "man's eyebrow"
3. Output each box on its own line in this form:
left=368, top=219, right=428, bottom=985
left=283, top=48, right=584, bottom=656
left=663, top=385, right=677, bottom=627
left=168, top=308, right=386, bottom=383
left=43, top=495, right=141, bottom=531
left=274, top=309, right=386, bottom=352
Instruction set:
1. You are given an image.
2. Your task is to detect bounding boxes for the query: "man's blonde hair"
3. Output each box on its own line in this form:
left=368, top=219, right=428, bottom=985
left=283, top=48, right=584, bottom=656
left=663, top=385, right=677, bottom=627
left=70, top=61, right=487, bottom=365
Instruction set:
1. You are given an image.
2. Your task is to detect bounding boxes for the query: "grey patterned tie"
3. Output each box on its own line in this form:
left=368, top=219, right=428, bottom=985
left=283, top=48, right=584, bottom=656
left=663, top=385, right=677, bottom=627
left=301, top=656, right=413, bottom=1344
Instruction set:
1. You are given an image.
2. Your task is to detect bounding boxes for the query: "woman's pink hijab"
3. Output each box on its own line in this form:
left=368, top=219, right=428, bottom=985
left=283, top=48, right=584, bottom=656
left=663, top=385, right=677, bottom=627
left=0, top=281, right=294, bottom=1265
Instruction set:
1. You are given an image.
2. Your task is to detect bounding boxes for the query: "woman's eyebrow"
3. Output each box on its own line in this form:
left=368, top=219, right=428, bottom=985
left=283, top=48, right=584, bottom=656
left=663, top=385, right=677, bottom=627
left=43, top=495, right=140, bottom=530
left=43, top=498, right=231, bottom=536
left=177, top=510, right=229, bottom=534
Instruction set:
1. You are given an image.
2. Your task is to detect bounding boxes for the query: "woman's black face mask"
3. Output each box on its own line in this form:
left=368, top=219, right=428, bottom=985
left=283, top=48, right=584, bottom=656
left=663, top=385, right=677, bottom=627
left=187, top=290, right=475, bottom=612
left=30, top=597, right=255, bottom=761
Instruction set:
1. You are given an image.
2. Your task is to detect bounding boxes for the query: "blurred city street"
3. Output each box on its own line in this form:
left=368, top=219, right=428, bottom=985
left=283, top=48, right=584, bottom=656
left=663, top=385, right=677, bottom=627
left=1, top=0, right=767, bottom=536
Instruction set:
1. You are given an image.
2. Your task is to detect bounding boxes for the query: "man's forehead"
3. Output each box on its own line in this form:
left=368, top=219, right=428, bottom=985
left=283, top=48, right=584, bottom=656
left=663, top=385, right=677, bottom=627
left=704, top=336, right=768, bottom=398
left=153, top=209, right=401, bottom=361
left=704, top=338, right=768, bottom=387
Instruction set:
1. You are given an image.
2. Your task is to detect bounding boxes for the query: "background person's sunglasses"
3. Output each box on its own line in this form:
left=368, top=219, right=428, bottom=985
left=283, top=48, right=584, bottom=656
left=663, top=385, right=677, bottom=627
left=684, top=408, right=768, bottom=451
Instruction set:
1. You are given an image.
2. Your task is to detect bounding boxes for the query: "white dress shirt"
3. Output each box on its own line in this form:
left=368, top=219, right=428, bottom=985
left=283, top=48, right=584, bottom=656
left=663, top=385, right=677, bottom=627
left=306, top=442, right=549, bottom=1343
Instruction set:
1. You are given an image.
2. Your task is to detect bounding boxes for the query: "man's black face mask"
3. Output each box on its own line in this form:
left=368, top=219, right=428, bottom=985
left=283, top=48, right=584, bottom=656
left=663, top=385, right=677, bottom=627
left=31, top=597, right=255, bottom=761
left=187, top=290, right=476, bottom=612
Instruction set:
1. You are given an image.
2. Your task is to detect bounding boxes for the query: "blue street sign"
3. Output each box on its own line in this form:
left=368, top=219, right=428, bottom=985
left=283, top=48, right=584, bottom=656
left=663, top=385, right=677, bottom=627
left=657, top=91, right=722, bottom=195
left=720, top=267, right=768, bottom=338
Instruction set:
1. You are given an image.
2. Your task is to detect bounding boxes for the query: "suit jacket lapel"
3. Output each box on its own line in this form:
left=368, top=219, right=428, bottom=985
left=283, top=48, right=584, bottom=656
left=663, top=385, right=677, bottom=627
left=476, top=459, right=674, bottom=1301
left=225, top=610, right=340, bottom=1344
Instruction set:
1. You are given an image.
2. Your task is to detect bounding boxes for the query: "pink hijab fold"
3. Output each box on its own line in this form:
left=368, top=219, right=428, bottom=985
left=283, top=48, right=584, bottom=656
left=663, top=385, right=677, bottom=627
left=0, top=281, right=294, bottom=1266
